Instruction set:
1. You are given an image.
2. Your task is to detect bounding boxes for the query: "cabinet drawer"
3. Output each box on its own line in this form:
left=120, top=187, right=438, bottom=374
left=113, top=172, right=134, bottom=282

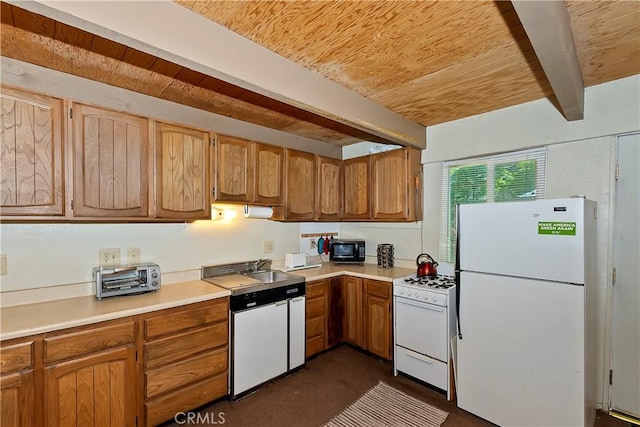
left=395, top=347, right=447, bottom=391
left=44, top=320, right=135, bottom=364
left=306, top=281, right=326, bottom=299
left=306, top=335, right=325, bottom=358
left=145, top=372, right=227, bottom=427
left=0, top=341, right=33, bottom=374
left=306, top=297, right=325, bottom=319
left=144, top=299, right=228, bottom=339
left=145, top=323, right=227, bottom=369
left=306, top=316, right=325, bottom=339
left=364, top=279, right=391, bottom=299
left=146, top=346, right=227, bottom=399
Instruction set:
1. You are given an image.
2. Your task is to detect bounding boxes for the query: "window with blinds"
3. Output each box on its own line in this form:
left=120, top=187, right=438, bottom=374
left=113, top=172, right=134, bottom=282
left=439, top=148, right=547, bottom=262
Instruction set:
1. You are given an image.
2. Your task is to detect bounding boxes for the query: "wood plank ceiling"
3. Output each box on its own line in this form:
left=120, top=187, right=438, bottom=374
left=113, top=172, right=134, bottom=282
left=1, top=1, right=639, bottom=148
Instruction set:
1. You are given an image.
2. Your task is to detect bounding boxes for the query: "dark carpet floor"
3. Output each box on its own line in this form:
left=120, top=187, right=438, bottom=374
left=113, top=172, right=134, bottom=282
left=162, top=344, right=631, bottom=427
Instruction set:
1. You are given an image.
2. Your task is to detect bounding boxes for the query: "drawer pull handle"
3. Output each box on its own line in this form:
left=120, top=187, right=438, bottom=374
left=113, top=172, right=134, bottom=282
left=406, top=351, right=432, bottom=364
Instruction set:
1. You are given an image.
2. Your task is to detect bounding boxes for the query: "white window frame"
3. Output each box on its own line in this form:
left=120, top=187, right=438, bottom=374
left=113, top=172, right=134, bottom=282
left=439, top=147, right=547, bottom=262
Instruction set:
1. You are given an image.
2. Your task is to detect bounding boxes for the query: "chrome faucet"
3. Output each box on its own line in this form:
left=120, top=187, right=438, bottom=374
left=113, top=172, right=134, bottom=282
left=253, top=258, right=272, bottom=272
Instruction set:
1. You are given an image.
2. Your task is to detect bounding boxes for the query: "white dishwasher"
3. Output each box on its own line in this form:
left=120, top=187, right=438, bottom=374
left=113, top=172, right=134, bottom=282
left=230, top=281, right=306, bottom=398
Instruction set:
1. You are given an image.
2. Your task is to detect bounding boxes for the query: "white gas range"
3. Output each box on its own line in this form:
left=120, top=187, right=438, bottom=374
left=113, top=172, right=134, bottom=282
left=392, top=273, right=457, bottom=400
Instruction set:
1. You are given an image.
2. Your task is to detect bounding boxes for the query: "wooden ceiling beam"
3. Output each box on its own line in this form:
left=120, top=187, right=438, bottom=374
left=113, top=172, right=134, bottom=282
left=6, top=0, right=426, bottom=148
left=511, top=0, right=585, bottom=121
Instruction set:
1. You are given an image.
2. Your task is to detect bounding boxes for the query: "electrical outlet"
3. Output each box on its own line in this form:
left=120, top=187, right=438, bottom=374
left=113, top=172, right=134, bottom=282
left=0, top=254, right=7, bottom=276
left=263, top=240, right=274, bottom=253
left=310, top=238, right=317, bottom=249
left=99, top=248, right=121, bottom=266
left=127, top=247, right=141, bottom=265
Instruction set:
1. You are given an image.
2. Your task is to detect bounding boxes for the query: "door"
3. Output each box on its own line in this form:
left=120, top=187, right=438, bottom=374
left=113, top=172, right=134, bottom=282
left=371, top=148, right=407, bottom=219
left=457, top=271, right=586, bottom=427
left=44, top=346, right=137, bottom=427
left=0, top=86, right=65, bottom=216
left=232, top=301, right=288, bottom=395
left=343, top=156, right=370, bottom=219
left=363, top=294, right=391, bottom=359
left=345, top=276, right=363, bottom=346
left=289, top=296, right=306, bottom=369
left=73, top=103, right=149, bottom=217
left=610, top=132, right=640, bottom=419
left=285, top=149, right=316, bottom=220
left=0, top=370, right=35, bottom=427
left=395, top=297, right=447, bottom=361
left=155, top=122, right=210, bottom=219
left=254, top=143, right=284, bottom=205
left=214, top=135, right=253, bottom=203
left=459, top=198, right=592, bottom=284
left=316, top=156, right=342, bottom=220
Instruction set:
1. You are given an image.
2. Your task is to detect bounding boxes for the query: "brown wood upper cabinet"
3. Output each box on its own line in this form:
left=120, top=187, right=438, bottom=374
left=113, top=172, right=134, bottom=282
left=283, top=149, right=316, bottom=220
left=316, top=156, right=343, bottom=220
left=343, top=156, right=370, bottom=220
left=213, top=134, right=253, bottom=203
left=212, top=137, right=284, bottom=206
left=370, top=148, right=422, bottom=221
left=155, top=122, right=211, bottom=220
left=72, top=103, right=149, bottom=217
left=0, top=86, right=65, bottom=217
left=254, top=142, right=284, bottom=205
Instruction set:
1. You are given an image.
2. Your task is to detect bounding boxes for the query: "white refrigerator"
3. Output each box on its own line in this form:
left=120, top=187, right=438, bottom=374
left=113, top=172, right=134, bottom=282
left=455, top=198, right=597, bottom=427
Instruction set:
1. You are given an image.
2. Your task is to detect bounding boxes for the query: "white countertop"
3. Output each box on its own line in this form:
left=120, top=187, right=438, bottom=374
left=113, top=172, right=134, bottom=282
left=0, top=263, right=415, bottom=341
left=0, top=280, right=230, bottom=341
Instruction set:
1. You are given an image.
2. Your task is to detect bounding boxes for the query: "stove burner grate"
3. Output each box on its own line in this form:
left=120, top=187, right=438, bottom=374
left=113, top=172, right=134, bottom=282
left=403, top=275, right=456, bottom=289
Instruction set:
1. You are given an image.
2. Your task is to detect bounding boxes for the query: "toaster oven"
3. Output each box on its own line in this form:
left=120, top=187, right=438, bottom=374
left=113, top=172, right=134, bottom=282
left=93, top=263, right=161, bottom=300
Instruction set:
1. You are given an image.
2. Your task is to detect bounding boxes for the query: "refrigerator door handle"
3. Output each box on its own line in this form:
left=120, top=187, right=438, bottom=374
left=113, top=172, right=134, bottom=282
left=455, top=203, right=462, bottom=339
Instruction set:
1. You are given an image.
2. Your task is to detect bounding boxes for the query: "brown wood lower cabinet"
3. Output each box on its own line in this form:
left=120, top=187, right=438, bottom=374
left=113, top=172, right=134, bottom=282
left=363, top=279, right=392, bottom=360
left=142, top=298, right=229, bottom=427
left=0, top=297, right=231, bottom=427
left=305, top=279, right=327, bottom=358
left=44, top=345, right=137, bottom=426
left=305, top=275, right=392, bottom=362
left=0, top=339, right=35, bottom=427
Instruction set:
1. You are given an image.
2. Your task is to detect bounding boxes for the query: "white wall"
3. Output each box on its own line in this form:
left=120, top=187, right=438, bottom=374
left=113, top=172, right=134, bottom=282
left=0, top=204, right=300, bottom=294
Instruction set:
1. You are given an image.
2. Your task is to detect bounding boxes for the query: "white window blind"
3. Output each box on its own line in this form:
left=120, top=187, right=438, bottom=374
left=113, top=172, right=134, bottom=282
left=439, top=148, right=547, bottom=262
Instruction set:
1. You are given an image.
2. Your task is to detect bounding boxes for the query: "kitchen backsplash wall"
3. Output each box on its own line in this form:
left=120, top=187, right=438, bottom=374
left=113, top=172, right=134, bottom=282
left=0, top=204, right=299, bottom=298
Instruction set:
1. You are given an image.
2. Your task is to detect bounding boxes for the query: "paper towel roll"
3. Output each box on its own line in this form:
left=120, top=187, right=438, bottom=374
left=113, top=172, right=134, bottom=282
left=243, top=205, right=274, bottom=219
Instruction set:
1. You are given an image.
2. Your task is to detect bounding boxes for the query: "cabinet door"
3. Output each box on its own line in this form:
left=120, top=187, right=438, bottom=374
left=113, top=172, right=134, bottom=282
left=0, top=86, right=65, bottom=216
left=345, top=276, right=363, bottom=347
left=254, top=143, right=284, bottom=205
left=305, top=280, right=327, bottom=358
left=45, top=345, right=137, bottom=427
left=285, top=149, right=316, bottom=220
left=73, top=103, right=149, bottom=217
left=343, top=156, right=370, bottom=219
left=327, top=276, right=345, bottom=347
left=0, top=370, right=35, bottom=427
left=155, top=122, right=210, bottom=219
left=317, top=156, right=342, bottom=220
left=364, top=294, right=392, bottom=360
left=214, top=135, right=253, bottom=203
left=370, top=148, right=422, bottom=221
left=371, top=149, right=408, bottom=220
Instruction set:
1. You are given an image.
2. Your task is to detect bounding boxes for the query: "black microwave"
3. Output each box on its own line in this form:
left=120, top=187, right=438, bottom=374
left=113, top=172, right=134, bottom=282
left=330, top=239, right=365, bottom=264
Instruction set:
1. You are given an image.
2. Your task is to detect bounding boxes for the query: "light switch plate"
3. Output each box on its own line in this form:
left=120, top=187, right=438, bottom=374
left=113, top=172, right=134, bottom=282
left=263, top=240, right=274, bottom=253
left=127, top=247, right=141, bottom=265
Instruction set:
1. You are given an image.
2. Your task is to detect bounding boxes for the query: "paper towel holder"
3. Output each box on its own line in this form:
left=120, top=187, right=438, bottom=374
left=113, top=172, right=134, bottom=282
left=243, top=204, right=274, bottom=219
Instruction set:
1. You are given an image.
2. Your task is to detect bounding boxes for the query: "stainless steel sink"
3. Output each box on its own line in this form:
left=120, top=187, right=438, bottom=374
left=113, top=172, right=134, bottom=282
left=244, top=270, right=303, bottom=287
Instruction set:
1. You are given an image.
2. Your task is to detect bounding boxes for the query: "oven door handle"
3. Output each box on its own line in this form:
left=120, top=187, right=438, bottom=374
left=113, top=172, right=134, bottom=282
left=395, top=297, right=444, bottom=312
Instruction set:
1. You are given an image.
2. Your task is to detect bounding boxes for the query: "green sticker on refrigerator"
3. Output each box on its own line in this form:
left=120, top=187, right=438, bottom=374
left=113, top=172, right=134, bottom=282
left=538, top=221, right=577, bottom=235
